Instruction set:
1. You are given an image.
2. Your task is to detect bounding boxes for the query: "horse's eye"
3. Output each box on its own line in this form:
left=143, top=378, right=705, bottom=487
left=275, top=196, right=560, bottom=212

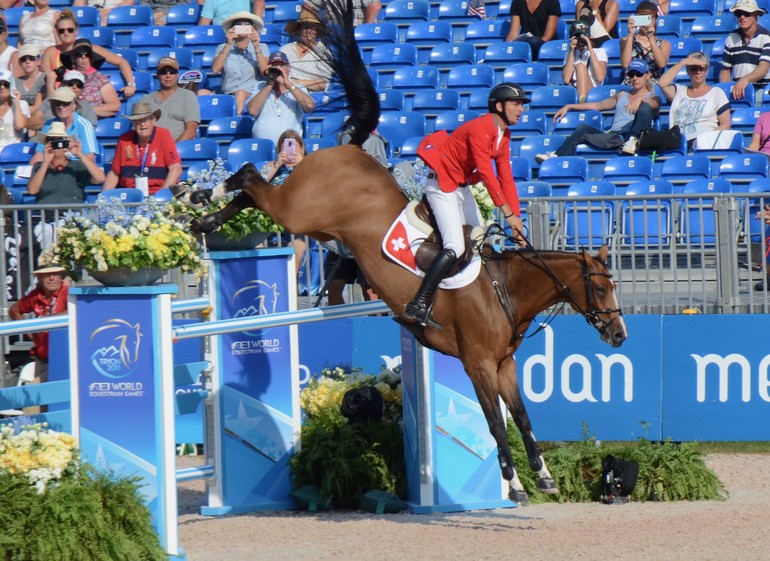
left=595, top=286, right=606, bottom=296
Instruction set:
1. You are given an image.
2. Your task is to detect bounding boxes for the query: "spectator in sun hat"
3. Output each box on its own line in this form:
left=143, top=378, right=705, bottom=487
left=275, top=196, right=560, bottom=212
left=16, top=44, right=45, bottom=111
left=280, top=6, right=332, bottom=92
left=139, top=56, right=200, bottom=141
left=27, top=120, right=105, bottom=205
left=720, top=0, right=770, bottom=100
left=29, top=85, right=98, bottom=165
left=27, top=82, right=98, bottom=132
left=101, top=102, right=182, bottom=197
left=0, top=69, right=31, bottom=152
left=246, top=50, right=314, bottom=145
left=66, top=38, right=121, bottom=119
left=212, top=11, right=269, bottom=114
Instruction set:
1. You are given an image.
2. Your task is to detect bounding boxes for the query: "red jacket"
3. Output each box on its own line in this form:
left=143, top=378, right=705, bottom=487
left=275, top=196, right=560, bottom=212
left=14, top=284, right=68, bottom=361
left=417, top=113, right=520, bottom=216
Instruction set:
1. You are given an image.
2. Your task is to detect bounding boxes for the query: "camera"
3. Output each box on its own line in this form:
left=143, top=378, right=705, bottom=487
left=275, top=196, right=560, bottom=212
left=569, top=20, right=590, bottom=46
left=50, top=139, right=70, bottom=150
left=266, top=66, right=282, bottom=79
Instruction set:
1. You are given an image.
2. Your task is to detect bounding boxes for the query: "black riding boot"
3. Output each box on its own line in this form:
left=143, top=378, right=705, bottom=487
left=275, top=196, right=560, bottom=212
left=403, top=249, right=457, bottom=330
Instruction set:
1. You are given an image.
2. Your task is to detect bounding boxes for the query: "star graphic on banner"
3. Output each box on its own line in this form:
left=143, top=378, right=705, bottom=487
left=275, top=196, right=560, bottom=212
left=435, top=398, right=472, bottom=435
left=390, top=237, right=407, bottom=252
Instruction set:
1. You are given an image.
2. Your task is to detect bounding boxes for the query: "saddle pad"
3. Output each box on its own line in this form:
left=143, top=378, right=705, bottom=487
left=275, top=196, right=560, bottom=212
left=382, top=207, right=481, bottom=290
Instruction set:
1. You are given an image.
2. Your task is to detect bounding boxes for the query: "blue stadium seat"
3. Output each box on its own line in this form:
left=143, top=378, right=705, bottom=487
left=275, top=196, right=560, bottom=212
left=411, top=88, right=461, bottom=129
left=378, top=89, right=406, bottom=111
left=621, top=179, right=674, bottom=246
left=101, top=50, right=139, bottom=72
left=182, top=158, right=232, bottom=182
left=655, top=15, right=683, bottom=39
left=617, top=0, right=644, bottom=15
left=206, top=115, right=255, bottom=157
left=659, top=154, right=712, bottom=193
left=679, top=178, right=732, bottom=246
left=319, top=111, right=351, bottom=140
left=166, top=3, right=202, bottom=38
left=106, top=70, right=152, bottom=96
left=391, top=66, right=441, bottom=92
left=732, top=107, right=767, bottom=143
left=0, top=142, right=35, bottom=177
left=516, top=134, right=565, bottom=165
left=369, top=44, right=418, bottom=88
left=496, top=0, right=514, bottom=17
left=552, top=110, right=603, bottom=136
left=404, top=21, right=453, bottom=64
left=689, top=15, right=732, bottom=49
left=563, top=181, right=616, bottom=248
left=355, top=23, right=399, bottom=63
left=183, top=25, right=227, bottom=53
left=465, top=19, right=509, bottom=60
left=502, top=63, right=550, bottom=92
left=398, top=135, right=424, bottom=159
left=383, top=0, right=431, bottom=41
left=434, top=109, right=480, bottom=133
left=304, top=137, right=336, bottom=154
left=73, top=6, right=100, bottom=28
left=510, top=156, right=532, bottom=183
left=145, top=48, right=195, bottom=73
left=746, top=177, right=770, bottom=241
left=95, top=117, right=131, bottom=163
left=718, top=154, right=769, bottom=190
left=78, top=27, right=115, bottom=49
left=176, top=139, right=220, bottom=170
left=4, top=7, right=32, bottom=42
left=667, top=38, right=705, bottom=64
left=530, top=85, right=578, bottom=117
left=198, top=95, right=237, bottom=124
left=713, top=82, right=755, bottom=109
left=518, top=180, right=552, bottom=199
left=668, top=0, right=715, bottom=20
left=428, top=43, right=477, bottom=76
left=437, top=0, right=484, bottom=41
left=271, top=2, right=303, bottom=23
left=694, top=130, right=745, bottom=176
left=537, top=40, right=570, bottom=74
left=445, top=64, right=495, bottom=95
left=537, top=156, right=589, bottom=195
left=130, top=26, right=178, bottom=70
left=259, top=23, right=284, bottom=52
left=378, top=111, right=427, bottom=157
left=481, top=41, right=530, bottom=80
left=227, top=138, right=276, bottom=170
left=98, top=188, right=145, bottom=202
left=107, top=6, right=153, bottom=48
left=510, top=110, right=548, bottom=142
left=602, top=156, right=654, bottom=192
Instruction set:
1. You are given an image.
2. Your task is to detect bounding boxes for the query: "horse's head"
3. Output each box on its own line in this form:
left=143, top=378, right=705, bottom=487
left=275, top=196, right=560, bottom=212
left=573, top=246, right=628, bottom=348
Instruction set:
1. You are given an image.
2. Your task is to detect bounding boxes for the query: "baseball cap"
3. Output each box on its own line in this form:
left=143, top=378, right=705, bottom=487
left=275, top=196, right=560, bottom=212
left=268, top=51, right=290, bottom=66
left=157, top=56, right=179, bottom=71
left=49, top=86, right=78, bottom=103
left=63, top=70, right=85, bottom=83
left=18, top=44, right=40, bottom=59
left=628, top=59, right=650, bottom=74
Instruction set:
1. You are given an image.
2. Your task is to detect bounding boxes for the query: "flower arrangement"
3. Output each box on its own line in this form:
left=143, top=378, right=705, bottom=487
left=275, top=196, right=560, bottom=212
left=172, top=158, right=284, bottom=241
left=290, top=366, right=406, bottom=509
left=44, top=197, right=206, bottom=277
left=0, top=420, right=166, bottom=560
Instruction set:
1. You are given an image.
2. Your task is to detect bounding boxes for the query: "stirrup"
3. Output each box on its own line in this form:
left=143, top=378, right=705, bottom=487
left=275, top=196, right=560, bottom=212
left=404, top=302, right=444, bottom=330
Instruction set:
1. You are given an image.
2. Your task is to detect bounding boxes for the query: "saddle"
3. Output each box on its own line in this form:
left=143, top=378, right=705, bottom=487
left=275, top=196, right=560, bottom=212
left=408, top=199, right=486, bottom=277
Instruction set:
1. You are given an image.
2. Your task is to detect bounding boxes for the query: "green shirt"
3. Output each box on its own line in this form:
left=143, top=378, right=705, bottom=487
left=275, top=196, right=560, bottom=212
left=32, top=160, right=91, bottom=205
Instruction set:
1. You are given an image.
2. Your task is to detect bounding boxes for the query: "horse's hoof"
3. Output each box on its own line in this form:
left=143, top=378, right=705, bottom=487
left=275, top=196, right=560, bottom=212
left=174, top=213, right=194, bottom=225
left=508, top=488, right=530, bottom=506
left=191, top=214, right=222, bottom=234
left=537, top=478, right=559, bottom=494
left=169, top=183, right=190, bottom=200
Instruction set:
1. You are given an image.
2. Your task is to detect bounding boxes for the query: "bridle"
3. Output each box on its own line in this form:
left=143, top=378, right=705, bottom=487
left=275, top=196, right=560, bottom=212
left=478, top=226, right=623, bottom=342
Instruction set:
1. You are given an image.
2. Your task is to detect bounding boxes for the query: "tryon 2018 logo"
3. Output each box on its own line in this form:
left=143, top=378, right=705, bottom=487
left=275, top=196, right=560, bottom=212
left=231, top=279, right=279, bottom=337
left=89, top=319, right=143, bottom=379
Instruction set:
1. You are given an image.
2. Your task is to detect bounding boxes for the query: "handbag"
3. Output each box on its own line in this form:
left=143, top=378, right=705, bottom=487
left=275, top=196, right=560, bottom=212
left=637, top=125, right=682, bottom=152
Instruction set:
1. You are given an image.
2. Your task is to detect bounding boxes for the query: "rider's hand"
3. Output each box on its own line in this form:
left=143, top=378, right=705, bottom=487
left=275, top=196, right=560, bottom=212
left=507, top=214, right=526, bottom=247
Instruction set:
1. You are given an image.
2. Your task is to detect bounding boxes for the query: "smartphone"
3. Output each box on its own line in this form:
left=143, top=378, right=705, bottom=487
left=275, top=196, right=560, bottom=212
left=634, top=14, right=651, bottom=27
left=233, top=24, right=252, bottom=35
left=283, top=138, right=296, bottom=157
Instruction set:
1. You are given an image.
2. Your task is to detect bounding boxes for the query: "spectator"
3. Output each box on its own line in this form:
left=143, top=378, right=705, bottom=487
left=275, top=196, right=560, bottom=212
left=658, top=52, right=731, bottom=150
left=0, top=20, right=20, bottom=76
left=27, top=121, right=105, bottom=204
left=68, top=40, right=121, bottom=119
left=504, top=0, right=561, bottom=60
left=16, top=44, right=45, bottom=112
left=720, top=0, right=770, bottom=101
left=0, top=70, right=30, bottom=151
left=30, top=86, right=98, bottom=165
left=563, top=20, right=608, bottom=103
left=18, top=0, right=59, bottom=51
left=655, top=0, right=670, bottom=15
left=140, top=0, right=191, bottom=25
left=199, top=0, right=264, bottom=26
left=102, top=102, right=182, bottom=197
left=27, top=80, right=98, bottom=132
left=536, top=59, right=661, bottom=160
left=305, top=0, right=381, bottom=26
left=575, top=0, right=619, bottom=46
left=212, top=11, right=268, bottom=115
left=246, top=51, right=314, bottom=146
left=281, top=7, right=333, bottom=92
left=139, top=57, right=200, bottom=142
left=72, top=0, right=133, bottom=27
left=748, top=111, right=770, bottom=154
left=260, top=129, right=307, bottom=273
left=620, top=1, right=671, bottom=85
left=42, top=10, right=136, bottom=100
left=8, top=259, right=69, bottom=392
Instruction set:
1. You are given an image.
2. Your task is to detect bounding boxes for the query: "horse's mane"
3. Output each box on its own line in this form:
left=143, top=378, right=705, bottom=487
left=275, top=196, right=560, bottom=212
left=313, top=0, right=380, bottom=146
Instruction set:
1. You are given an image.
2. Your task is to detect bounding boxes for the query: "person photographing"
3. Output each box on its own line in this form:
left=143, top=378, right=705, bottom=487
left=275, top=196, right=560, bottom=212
left=563, top=19, right=608, bottom=103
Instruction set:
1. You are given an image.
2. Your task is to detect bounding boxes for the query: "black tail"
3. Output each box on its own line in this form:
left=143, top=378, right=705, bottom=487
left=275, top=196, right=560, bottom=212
left=315, top=0, right=380, bottom=146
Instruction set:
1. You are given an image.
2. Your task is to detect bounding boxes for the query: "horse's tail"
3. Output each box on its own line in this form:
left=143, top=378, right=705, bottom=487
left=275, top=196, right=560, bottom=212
left=317, top=0, right=380, bottom=146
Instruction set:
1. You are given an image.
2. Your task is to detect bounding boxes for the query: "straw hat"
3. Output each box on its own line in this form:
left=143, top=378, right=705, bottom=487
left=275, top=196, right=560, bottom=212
left=729, top=0, right=766, bottom=14
left=34, top=121, right=69, bottom=145
left=222, top=11, right=264, bottom=33
left=124, top=101, right=161, bottom=121
left=285, top=6, right=324, bottom=35
left=33, top=255, right=67, bottom=274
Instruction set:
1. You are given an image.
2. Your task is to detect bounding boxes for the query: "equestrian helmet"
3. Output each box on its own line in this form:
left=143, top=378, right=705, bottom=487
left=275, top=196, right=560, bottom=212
left=488, top=82, right=530, bottom=112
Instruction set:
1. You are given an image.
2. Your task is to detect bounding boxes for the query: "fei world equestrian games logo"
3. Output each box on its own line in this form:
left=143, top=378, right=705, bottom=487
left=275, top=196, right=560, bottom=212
left=88, top=319, right=145, bottom=398
left=230, top=279, right=282, bottom=355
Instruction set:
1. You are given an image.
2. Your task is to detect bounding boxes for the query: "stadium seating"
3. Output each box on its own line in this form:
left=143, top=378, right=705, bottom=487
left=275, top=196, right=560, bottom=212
left=481, top=42, right=531, bottom=80
left=655, top=15, right=683, bottom=38
left=668, top=0, right=716, bottom=20
left=101, top=50, right=139, bottom=72
left=130, top=26, right=178, bottom=70
left=369, top=44, right=418, bottom=87
left=260, top=23, right=284, bottom=52
left=95, top=117, right=131, bottom=163
left=563, top=181, right=617, bottom=248
left=107, top=6, right=153, bottom=48
left=398, top=135, right=423, bottom=159
left=198, top=95, right=237, bottom=124
left=602, top=156, right=655, bottom=192
left=621, top=179, right=675, bottom=247
left=391, top=66, right=441, bottom=92
left=689, top=15, right=733, bottom=49
left=746, top=177, right=770, bottom=241
left=659, top=154, right=712, bottom=192
left=537, top=156, right=589, bottom=195
left=0, top=143, right=36, bottom=178
left=355, top=23, right=399, bottom=63
left=271, top=2, right=303, bottom=23
left=73, top=6, right=100, bottom=28
left=318, top=111, right=350, bottom=140
left=517, top=180, right=552, bottom=198
left=206, top=116, right=255, bottom=158
left=378, top=89, right=406, bottom=111
left=510, top=156, right=532, bottom=183
left=176, top=139, right=220, bottom=171
left=404, top=21, right=453, bottom=64
left=552, top=110, right=603, bottom=136
left=502, top=62, right=550, bottom=91
left=304, top=137, right=337, bottom=154
left=434, top=109, right=480, bottom=133
left=517, top=134, right=565, bottom=165
left=679, top=178, right=732, bottom=246
left=382, top=0, right=431, bottom=41
left=227, top=138, right=276, bottom=170
left=713, top=82, right=756, bottom=109
left=530, top=85, right=578, bottom=117
left=444, top=64, right=495, bottom=94
left=428, top=43, right=477, bottom=76
left=167, top=3, right=202, bottom=38
left=78, top=27, right=115, bottom=49
left=437, top=0, right=484, bottom=41
left=378, top=111, right=427, bottom=157
left=510, top=110, right=548, bottom=142
left=145, top=48, right=195, bottom=73
left=98, top=188, right=145, bottom=203
left=465, top=19, right=509, bottom=60
left=183, top=26, right=227, bottom=67
left=4, top=7, right=31, bottom=42
left=411, top=88, right=461, bottom=130
left=718, top=154, right=770, bottom=190
left=537, top=40, right=570, bottom=75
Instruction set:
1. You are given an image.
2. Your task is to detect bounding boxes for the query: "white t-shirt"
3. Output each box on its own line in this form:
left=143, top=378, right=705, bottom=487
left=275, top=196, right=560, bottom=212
left=564, top=47, right=608, bottom=88
left=670, top=85, right=730, bottom=141
left=0, top=100, right=31, bottom=152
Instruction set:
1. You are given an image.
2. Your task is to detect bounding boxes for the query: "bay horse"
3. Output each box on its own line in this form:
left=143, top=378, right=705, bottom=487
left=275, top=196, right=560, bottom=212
left=188, top=2, right=628, bottom=504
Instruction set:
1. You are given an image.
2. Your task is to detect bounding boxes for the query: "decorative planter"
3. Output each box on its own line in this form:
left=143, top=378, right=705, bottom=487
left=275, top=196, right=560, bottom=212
left=88, top=267, right=165, bottom=287
left=198, top=230, right=270, bottom=251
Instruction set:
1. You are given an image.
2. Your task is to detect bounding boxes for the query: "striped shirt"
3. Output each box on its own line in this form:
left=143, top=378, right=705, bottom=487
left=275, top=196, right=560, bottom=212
left=721, top=25, right=770, bottom=84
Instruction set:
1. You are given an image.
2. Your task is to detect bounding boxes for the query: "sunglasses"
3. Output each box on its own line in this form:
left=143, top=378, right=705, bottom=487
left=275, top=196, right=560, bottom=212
left=56, top=27, right=76, bottom=34
left=734, top=10, right=754, bottom=17
left=74, top=51, right=91, bottom=58
left=64, top=80, right=84, bottom=88
left=20, top=55, right=37, bottom=63
left=158, top=68, right=178, bottom=75
left=0, top=82, right=9, bottom=89
left=52, top=100, right=74, bottom=108
left=627, top=70, right=646, bottom=78
left=687, top=65, right=706, bottom=73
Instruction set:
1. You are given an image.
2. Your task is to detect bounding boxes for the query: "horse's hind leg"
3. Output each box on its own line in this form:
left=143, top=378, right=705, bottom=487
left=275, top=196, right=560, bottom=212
left=498, top=356, right=559, bottom=496
left=191, top=192, right=254, bottom=233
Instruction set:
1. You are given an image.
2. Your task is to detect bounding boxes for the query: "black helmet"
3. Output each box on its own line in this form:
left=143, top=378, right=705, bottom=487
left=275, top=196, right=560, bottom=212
left=487, top=82, right=530, bottom=113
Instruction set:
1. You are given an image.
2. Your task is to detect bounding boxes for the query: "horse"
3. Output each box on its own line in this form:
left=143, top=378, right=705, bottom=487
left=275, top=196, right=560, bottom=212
left=186, top=2, right=628, bottom=503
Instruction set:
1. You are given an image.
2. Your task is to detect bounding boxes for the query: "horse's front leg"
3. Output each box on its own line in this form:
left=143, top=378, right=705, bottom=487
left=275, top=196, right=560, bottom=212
left=498, top=356, right=559, bottom=496
left=191, top=192, right=254, bottom=233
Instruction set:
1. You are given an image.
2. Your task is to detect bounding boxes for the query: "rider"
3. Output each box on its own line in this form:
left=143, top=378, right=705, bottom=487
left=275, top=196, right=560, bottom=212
left=403, top=83, right=528, bottom=330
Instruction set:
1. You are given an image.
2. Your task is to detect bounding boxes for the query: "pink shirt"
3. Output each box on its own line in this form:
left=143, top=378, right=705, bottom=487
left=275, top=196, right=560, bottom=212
left=753, top=112, right=770, bottom=155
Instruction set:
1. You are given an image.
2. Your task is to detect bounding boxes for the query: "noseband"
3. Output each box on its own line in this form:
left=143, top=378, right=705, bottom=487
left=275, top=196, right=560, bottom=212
left=575, top=252, right=624, bottom=337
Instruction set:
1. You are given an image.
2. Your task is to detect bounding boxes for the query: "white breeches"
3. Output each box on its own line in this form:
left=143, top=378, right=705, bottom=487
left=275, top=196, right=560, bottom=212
left=425, top=179, right=484, bottom=256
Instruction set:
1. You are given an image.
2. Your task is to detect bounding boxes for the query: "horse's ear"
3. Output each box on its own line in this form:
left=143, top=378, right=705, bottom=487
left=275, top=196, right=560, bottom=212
left=596, top=245, right=609, bottom=264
